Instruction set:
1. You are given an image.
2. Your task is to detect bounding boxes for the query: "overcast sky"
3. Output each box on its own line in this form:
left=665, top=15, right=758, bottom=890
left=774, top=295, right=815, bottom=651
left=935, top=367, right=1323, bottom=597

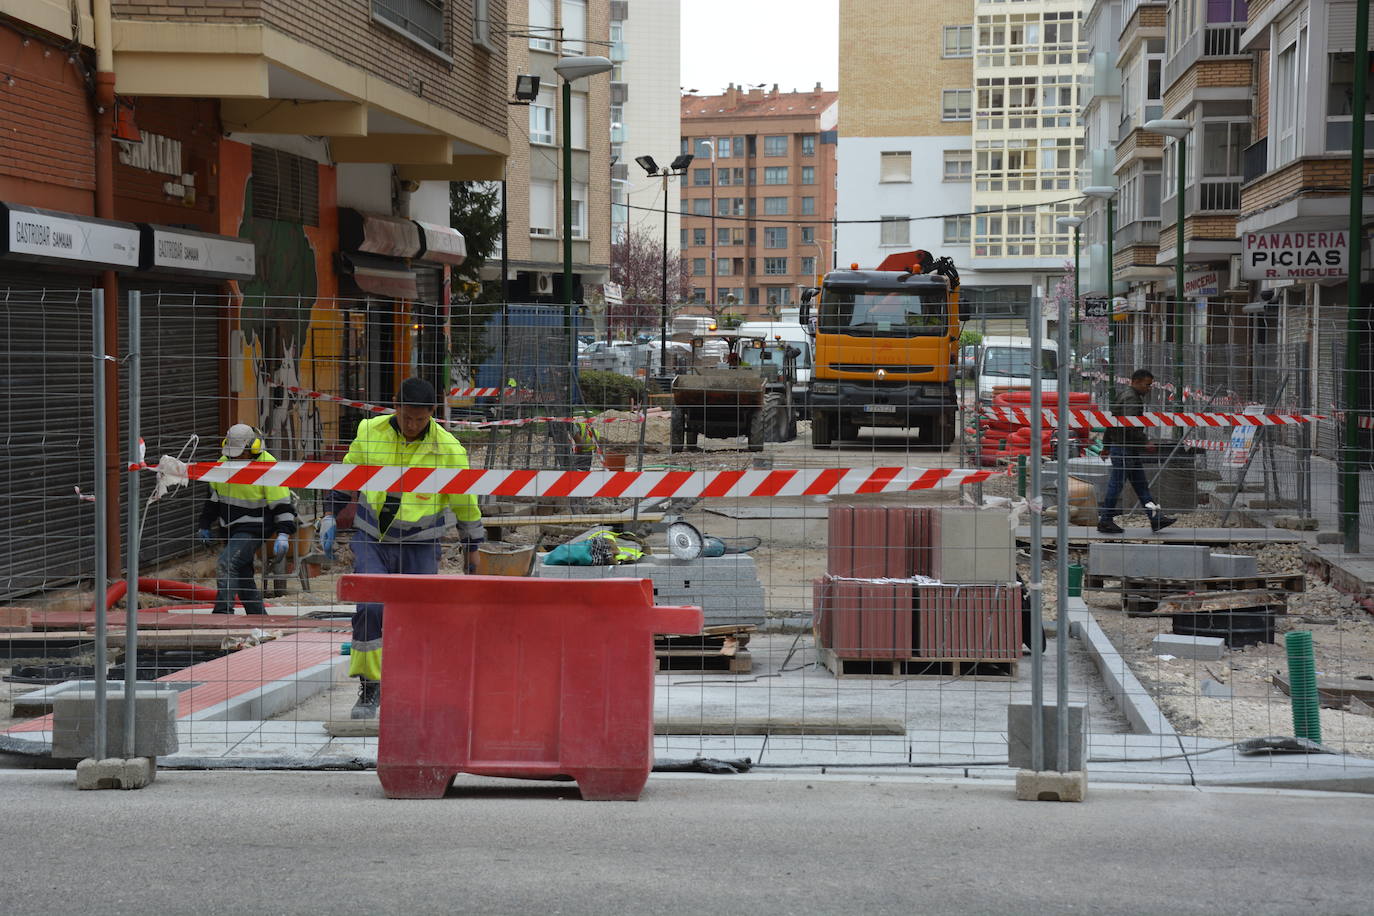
left=679, top=0, right=839, bottom=96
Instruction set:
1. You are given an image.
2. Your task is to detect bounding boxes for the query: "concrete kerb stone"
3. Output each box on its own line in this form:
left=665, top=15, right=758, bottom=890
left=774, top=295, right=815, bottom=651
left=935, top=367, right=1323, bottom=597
left=185, top=654, right=349, bottom=722
left=1064, top=599, right=1178, bottom=738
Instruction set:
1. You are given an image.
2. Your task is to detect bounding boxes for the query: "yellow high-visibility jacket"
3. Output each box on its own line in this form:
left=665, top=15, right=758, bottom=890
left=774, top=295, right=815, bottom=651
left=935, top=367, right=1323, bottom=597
left=197, top=450, right=297, bottom=538
left=343, top=415, right=480, bottom=542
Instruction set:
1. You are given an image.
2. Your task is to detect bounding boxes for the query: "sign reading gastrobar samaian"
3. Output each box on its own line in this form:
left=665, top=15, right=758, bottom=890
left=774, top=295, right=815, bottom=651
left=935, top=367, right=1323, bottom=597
left=1, top=203, right=140, bottom=269
left=1240, top=230, right=1348, bottom=280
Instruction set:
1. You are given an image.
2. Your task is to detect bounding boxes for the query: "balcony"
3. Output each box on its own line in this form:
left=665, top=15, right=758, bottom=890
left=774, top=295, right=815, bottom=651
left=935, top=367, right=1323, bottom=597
left=1163, top=23, right=1247, bottom=89
left=1242, top=137, right=1268, bottom=184
left=1117, top=105, right=1163, bottom=144
left=609, top=41, right=627, bottom=63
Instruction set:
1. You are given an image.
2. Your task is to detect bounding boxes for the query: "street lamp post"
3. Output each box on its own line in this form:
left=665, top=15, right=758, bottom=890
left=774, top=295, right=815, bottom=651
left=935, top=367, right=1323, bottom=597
left=1056, top=215, right=1083, bottom=361
left=554, top=55, right=614, bottom=406
left=636, top=153, right=695, bottom=374
left=1144, top=119, right=1192, bottom=382
left=1083, top=186, right=1118, bottom=380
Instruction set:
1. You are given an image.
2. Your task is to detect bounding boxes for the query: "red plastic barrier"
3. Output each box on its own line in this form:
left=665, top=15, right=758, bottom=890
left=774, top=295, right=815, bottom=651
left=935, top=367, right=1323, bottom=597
left=338, top=574, right=703, bottom=801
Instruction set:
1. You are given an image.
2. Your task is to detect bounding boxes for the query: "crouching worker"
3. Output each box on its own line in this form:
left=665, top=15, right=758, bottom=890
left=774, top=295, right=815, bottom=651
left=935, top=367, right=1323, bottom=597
left=197, top=424, right=296, bottom=615
left=319, top=377, right=484, bottom=719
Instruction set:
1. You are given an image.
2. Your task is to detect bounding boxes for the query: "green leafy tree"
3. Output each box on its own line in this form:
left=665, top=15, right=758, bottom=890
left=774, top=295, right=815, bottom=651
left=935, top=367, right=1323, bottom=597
left=448, top=181, right=505, bottom=380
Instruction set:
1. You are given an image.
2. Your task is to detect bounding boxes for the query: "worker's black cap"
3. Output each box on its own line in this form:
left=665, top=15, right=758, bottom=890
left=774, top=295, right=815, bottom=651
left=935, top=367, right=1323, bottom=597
left=395, top=376, right=437, bottom=408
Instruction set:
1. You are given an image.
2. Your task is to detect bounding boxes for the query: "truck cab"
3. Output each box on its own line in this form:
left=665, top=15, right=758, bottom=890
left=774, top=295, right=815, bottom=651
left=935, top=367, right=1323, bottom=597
left=975, top=336, right=1059, bottom=402
left=800, top=251, right=961, bottom=447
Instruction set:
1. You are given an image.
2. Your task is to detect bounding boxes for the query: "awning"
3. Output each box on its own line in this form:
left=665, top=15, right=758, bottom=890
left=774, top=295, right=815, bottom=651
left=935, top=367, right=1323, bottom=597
left=413, top=220, right=466, bottom=266
left=338, top=251, right=418, bottom=299
left=339, top=208, right=421, bottom=259
left=138, top=225, right=256, bottom=280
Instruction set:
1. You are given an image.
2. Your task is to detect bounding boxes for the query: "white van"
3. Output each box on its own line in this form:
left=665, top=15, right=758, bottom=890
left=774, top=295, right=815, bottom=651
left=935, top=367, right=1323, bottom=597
left=738, top=320, right=814, bottom=413
left=975, top=336, right=1059, bottom=401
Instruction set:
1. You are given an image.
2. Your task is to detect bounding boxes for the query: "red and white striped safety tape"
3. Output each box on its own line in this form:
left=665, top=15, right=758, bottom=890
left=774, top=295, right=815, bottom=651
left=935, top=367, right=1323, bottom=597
left=1360, top=416, right=1374, bottom=431
left=980, top=405, right=1325, bottom=429
left=164, top=461, right=998, bottom=498
left=447, top=386, right=535, bottom=398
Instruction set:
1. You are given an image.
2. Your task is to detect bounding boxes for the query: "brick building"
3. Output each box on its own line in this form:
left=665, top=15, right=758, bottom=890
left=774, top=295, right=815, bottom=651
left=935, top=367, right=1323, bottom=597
left=679, top=84, right=839, bottom=319
left=0, top=0, right=510, bottom=597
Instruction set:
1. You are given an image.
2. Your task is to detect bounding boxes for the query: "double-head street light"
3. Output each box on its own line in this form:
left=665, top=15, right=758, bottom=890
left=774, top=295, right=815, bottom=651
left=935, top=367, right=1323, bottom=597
left=1082, top=185, right=1118, bottom=381
left=1144, top=118, right=1192, bottom=375
left=636, top=153, right=695, bottom=373
left=554, top=55, right=614, bottom=404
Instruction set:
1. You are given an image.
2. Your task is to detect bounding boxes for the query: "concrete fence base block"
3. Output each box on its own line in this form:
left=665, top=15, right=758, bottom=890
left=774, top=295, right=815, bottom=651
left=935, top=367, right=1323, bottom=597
left=76, top=757, right=157, bottom=790
left=1015, top=769, right=1087, bottom=802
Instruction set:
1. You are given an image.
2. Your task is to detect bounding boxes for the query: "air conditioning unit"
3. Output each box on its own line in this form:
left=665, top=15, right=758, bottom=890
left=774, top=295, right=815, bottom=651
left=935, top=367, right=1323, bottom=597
left=1227, top=254, right=1244, bottom=291
left=534, top=272, right=554, bottom=296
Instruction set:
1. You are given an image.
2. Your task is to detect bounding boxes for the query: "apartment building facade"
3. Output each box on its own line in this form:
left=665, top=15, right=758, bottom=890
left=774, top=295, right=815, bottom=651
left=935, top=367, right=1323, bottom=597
left=504, top=0, right=613, bottom=303
left=608, top=0, right=682, bottom=249
left=1236, top=0, right=1372, bottom=452
left=679, top=84, right=839, bottom=319
left=837, top=0, right=1085, bottom=317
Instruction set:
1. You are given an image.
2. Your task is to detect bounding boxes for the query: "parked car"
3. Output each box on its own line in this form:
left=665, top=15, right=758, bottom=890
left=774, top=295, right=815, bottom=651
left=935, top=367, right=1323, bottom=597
left=958, top=344, right=979, bottom=379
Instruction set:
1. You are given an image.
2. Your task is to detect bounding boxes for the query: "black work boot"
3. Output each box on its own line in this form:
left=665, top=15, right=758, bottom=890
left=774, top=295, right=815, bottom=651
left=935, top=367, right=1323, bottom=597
left=350, top=678, right=381, bottom=719
left=1096, top=518, right=1124, bottom=535
left=1150, top=512, right=1177, bottom=533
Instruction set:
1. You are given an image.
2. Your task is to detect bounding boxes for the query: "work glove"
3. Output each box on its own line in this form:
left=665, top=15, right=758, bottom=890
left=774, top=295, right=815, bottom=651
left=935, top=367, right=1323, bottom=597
left=458, top=520, right=486, bottom=574
left=273, top=532, right=290, bottom=557
left=318, top=514, right=337, bottom=558
left=197, top=528, right=214, bottom=547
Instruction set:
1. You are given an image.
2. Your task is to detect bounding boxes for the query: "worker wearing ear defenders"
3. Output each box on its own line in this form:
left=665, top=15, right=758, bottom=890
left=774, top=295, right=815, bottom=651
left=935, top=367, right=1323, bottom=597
left=196, top=423, right=298, bottom=615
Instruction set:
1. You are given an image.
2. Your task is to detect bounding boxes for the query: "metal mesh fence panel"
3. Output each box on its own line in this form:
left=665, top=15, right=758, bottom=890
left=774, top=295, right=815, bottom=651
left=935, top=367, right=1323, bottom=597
left=1, top=287, right=1372, bottom=792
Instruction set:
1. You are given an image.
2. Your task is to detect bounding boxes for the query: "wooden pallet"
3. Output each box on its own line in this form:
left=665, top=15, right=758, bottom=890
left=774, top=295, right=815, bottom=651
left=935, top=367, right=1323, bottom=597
left=655, top=648, right=752, bottom=673
left=819, top=646, right=1017, bottom=680
left=1084, top=572, right=1305, bottom=594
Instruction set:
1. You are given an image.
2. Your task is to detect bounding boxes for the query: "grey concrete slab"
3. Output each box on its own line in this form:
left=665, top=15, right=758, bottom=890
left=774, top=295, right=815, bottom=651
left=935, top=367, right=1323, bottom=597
left=1088, top=542, right=1212, bottom=579
left=1150, top=633, right=1227, bottom=660
left=1019, top=525, right=1302, bottom=544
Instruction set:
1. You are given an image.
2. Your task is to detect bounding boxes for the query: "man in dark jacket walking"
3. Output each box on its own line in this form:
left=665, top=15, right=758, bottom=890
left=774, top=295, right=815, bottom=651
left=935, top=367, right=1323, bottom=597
left=1097, top=369, right=1176, bottom=534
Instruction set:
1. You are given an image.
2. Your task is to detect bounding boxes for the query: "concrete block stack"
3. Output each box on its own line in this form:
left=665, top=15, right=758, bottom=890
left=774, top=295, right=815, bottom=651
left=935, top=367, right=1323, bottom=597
left=537, top=553, right=766, bottom=627
left=814, top=507, right=1021, bottom=661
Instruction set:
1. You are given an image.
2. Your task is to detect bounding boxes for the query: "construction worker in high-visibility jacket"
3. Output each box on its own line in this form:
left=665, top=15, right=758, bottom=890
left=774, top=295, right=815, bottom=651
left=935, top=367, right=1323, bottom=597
left=319, top=376, right=484, bottom=719
left=196, top=424, right=297, bottom=615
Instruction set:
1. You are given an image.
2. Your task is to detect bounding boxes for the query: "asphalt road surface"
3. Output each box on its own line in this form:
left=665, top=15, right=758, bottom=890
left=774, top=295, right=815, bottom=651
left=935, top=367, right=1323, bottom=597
left=0, top=770, right=1368, bottom=915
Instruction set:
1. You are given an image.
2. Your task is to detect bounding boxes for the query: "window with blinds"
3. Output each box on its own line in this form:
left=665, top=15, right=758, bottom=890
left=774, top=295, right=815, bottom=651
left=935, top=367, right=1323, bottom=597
left=880, top=151, right=912, bottom=183
left=251, top=146, right=320, bottom=225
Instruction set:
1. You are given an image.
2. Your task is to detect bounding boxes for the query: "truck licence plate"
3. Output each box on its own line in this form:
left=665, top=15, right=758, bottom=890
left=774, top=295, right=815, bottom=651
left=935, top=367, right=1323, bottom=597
left=864, top=404, right=897, bottom=414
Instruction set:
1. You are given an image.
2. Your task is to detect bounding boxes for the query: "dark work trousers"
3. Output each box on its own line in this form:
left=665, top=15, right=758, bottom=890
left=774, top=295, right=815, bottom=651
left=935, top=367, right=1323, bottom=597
left=349, top=532, right=443, bottom=647
left=1099, top=445, right=1156, bottom=522
left=215, top=528, right=266, bottom=615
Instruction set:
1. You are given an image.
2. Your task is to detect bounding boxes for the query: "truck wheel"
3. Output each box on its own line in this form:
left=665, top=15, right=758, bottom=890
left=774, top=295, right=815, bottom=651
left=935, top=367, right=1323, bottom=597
left=747, top=408, right=766, bottom=451
left=811, top=411, right=832, bottom=448
left=670, top=408, right=688, bottom=453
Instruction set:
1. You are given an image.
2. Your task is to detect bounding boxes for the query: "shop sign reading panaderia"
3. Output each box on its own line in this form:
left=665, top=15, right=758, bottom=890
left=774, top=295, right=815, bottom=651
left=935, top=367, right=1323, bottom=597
left=1240, top=230, right=1348, bottom=280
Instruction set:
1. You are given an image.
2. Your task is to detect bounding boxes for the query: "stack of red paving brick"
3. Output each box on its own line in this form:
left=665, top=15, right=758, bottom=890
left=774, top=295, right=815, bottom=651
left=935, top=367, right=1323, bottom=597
left=813, top=506, right=1023, bottom=676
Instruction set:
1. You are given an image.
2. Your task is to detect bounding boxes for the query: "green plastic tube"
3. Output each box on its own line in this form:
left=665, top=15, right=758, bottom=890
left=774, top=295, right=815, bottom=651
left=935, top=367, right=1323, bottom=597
left=1067, top=563, right=1084, bottom=598
left=1284, top=630, right=1321, bottom=743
